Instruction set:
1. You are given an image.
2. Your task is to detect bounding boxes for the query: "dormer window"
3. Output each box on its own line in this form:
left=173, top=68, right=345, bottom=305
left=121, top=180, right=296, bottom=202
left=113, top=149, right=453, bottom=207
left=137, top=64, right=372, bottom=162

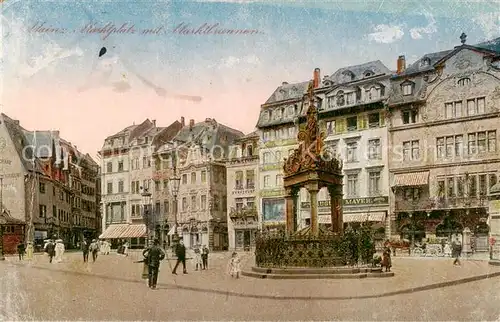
left=341, top=70, right=355, bottom=83
left=458, top=77, right=471, bottom=86
left=420, top=57, right=431, bottom=67
left=363, top=70, right=374, bottom=78
left=336, top=91, right=345, bottom=106
left=401, top=81, right=414, bottom=96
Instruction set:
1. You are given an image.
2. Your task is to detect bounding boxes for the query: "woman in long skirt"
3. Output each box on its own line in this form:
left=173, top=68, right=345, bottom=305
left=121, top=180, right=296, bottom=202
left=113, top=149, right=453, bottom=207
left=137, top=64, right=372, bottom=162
left=227, top=252, right=241, bottom=278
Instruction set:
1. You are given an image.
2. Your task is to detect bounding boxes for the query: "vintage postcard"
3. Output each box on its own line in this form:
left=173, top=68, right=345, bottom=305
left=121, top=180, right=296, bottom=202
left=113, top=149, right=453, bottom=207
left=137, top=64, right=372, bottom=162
left=1, top=0, right=500, bottom=320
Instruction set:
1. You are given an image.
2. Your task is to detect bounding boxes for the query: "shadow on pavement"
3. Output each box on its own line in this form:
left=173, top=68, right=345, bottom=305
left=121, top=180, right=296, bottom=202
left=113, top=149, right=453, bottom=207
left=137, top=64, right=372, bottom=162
left=4, top=261, right=500, bottom=301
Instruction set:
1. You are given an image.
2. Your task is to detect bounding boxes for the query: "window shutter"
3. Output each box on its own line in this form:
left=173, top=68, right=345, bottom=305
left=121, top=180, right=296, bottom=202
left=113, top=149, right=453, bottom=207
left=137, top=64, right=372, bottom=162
left=335, top=119, right=345, bottom=133
left=379, top=111, right=385, bottom=127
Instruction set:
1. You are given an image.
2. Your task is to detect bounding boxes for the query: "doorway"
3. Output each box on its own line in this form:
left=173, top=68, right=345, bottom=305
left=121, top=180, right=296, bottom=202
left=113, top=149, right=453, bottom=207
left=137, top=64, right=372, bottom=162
left=243, top=231, right=251, bottom=250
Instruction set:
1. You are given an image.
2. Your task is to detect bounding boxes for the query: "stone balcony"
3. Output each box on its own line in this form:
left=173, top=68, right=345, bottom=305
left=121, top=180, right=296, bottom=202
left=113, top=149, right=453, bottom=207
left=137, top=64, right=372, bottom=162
left=229, top=206, right=258, bottom=219
left=395, top=196, right=488, bottom=212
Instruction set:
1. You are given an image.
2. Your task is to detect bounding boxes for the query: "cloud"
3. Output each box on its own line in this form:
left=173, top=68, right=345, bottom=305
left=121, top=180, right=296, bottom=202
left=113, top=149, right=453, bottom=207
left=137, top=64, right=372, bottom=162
left=473, top=12, right=500, bottom=39
left=409, top=11, right=437, bottom=40
left=367, top=24, right=404, bottom=44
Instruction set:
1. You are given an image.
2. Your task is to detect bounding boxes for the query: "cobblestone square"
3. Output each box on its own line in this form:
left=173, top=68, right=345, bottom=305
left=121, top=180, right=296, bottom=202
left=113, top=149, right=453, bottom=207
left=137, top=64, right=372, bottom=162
left=1, top=252, right=500, bottom=321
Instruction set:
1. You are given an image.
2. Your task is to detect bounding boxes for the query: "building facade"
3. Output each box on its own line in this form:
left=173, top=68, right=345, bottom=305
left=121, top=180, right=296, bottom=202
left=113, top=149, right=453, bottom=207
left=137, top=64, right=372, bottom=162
left=387, top=38, right=500, bottom=250
left=256, top=81, right=308, bottom=231
left=154, top=118, right=243, bottom=250
left=304, top=62, right=391, bottom=236
left=99, top=119, right=181, bottom=248
left=225, top=131, right=260, bottom=250
left=0, top=113, right=100, bottom=249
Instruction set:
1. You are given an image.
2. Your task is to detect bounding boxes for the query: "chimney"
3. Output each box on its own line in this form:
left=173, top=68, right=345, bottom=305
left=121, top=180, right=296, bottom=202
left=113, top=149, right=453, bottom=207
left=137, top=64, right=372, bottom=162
left=152, top=119, right=156, bottom=127
left=313, top=68, right=320, bottom=88
left=397, top=55, right=406, bottom=74
left=181, top=117, right=185, bottom=127
left=189, top=119, right=195, bottom=129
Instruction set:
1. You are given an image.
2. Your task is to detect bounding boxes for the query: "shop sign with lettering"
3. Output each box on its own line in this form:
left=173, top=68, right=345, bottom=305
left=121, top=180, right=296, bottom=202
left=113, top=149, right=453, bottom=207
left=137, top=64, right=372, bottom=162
left=301, top=196, right=389, bottom=208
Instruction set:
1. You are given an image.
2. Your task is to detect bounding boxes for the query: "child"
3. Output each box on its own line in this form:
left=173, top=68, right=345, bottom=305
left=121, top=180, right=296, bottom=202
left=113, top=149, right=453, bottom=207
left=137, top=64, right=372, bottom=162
left=227, top=252, right=241, bottom=278
left=381, top=247, right=392, bottom=272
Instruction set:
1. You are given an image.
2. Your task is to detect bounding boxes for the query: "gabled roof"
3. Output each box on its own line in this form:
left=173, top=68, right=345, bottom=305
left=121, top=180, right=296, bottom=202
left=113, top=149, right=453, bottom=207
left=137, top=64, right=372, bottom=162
left=236, top=130, right=259, bottom=142
left=327, top=60, right=391, bottom=84
left=394, top=50, right=452, bottom=77
left=433, top=44, right=499, bottom=67
left=474, top=37, right=500, bottom=54
left=264, top=81, right=310, bottom=104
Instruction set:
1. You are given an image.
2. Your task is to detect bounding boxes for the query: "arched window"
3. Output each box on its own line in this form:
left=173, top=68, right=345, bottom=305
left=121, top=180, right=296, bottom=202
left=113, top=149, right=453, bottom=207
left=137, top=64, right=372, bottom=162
left=420, top=57, right=431, bottom=67
left=363, top=70, right=374, bottom=78
left=457, top=78, right=471, bottom=86
left=336, top=91, right=345, bottom=106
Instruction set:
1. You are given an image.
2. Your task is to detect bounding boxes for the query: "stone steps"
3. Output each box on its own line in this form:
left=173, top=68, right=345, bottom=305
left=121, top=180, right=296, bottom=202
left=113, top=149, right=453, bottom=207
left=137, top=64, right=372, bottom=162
left=242, top=266, right=394, bottom=279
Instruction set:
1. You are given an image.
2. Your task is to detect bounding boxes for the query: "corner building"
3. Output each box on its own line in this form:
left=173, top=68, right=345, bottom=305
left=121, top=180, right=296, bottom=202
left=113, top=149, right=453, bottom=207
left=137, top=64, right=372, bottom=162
left=387, top=38, right=500, bottom=250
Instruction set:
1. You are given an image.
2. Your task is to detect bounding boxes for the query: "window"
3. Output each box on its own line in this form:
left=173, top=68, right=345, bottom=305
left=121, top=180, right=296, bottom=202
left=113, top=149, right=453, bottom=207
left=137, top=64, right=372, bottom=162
left=368, top=113, right=380, bottom=128
left=478, top=132, right=487, bottom=153
left=468, top=175, right=477, bottom=197
left=201, top=170, right=207, bottom=183
left=182, top=197, right=187, bottom=211
left=402, top=83, right=412, bottom=95
left=437, top=180, right=445, bottom=197
left=402, top=109, right=418, bottom=124
left=457, top=177, right=465, bottom=197
left=163, top=180, right=168, bottom=190
left=263, top=152, right=271, bottom=164
left=477, top=97, right=485, bottom=114
left=326, top=121, right=335, bottom=135
left=455, top=135, right=463, bottom=157
left=490, top=174, right=498, bottom=189
left=235, top=171, right=243, bottom=189
left=367, top=86, right=380, bottom=100
left=107, top=182, right=113, bottom=194
left=488, top=131, right=496, bottom=152
left=164, top=201, right=169, bottom=214
left=246, top=170, right=255, bottom=189
left=264, top=175, right=270, bottom=188
left=368, top=139, right=381, bottom=159
left=445, top=103, right=453, bottom=119
left=347, top=174, right=359, bottom=197
left=191, top=172, right=196, bottom=184
left=436, top=137, right=445, bottom=159
left=39, top=182, right=45, bottom=193
left=403, top=141, right=419, bottom=161
left=346, top=92, right=355, bottom=105
left=468, top=133, right=477, bottom=154
left=154, top=180, right=160, bottom=191
left=131, top=158, right=139, bottom=170
left=458, top=78, right=471, bottom=86
left=39, top=205, right=47, bottom=218
left=275, top=151, right=282, bottom=163
left=445, top=136, right=454, bottom=158
left=467, top=99, right=476, bottom=116
left=182, top=174, right=187, bottom=184
left=235, top=197, right=244, bottom=211
left=201, top=195, right=207, bottom=210
left=191, top=196, right=197, bottom=210
left=142, top=179, right=150, bottom=190
left=276, top=174, right=283, bottom=186
left=368, top=171, right=381, bottom=195
left=117, top=161, right=124, bottom=172
left=412, top=141, right=420, bottom=160
left=131, top=181, right=140, bottom=194
left=479, top=175, right=487, bottom=196
left=118, top=180, right=124, bottom=193
left=247, top=145, right=254, bottom=156
left=447, top=177, right=454, bottom=197
left=405, top=188, right=420, bottom=200
left=346, top=142, right=358, bottom=162
left=346, top=117, right=357, bottom=131
left=403, top=141, right=411, bottom=161
left=107, top=162, right=112, bottom=173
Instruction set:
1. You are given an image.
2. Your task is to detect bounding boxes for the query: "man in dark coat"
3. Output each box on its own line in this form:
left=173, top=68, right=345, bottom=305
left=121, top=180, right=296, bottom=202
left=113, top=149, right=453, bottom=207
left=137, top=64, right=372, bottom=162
left=81, top=239, right=89, bottom=262
left=45, top=240, right=56, bottom=263
left=17, top=242, right=25, bottom=261
left=452, top=239, right=462, bottom=266
left=142, top=239, right=165, bottom=289
left=201, top=245, right=209, bottom=270
left=172, top=239, right=187, bottom=275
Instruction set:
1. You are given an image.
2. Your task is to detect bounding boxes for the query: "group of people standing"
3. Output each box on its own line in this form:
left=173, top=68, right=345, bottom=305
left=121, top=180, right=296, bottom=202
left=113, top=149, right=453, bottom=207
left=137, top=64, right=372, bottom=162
left=43, top=239, right=65, bottom=263
left=80, top=239, right=101, bottom=262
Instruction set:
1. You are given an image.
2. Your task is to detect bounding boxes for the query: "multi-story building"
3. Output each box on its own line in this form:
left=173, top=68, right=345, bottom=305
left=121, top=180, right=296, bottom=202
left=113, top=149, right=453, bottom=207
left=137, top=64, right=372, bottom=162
left=0, top=113, right=100, bottom=249
left=255, top=81, right=308, bottom=231
left=225, top=131, right=259, bottom=250
left=303, top=62, right=391, bottom=237
left=99, top=119, right=181, bottom=248
left=154, top=117, right=243, bottom=250
left=387, top=36, right=500, bottom=250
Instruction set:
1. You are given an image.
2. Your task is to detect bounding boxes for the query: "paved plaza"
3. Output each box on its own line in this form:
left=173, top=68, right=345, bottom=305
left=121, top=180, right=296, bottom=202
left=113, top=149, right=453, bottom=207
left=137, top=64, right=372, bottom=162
left=1, top=251, right=500, bottom=321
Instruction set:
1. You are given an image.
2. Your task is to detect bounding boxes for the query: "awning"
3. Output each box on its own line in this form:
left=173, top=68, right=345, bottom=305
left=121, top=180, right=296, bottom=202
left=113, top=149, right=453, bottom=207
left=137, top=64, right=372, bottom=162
left=99, top=224, right=146, bottom=239
left=167, top=226, right=182, bottom=236
left=392, top=171, right=429, bottom=187
left=318, top=212, right=386, bottom=223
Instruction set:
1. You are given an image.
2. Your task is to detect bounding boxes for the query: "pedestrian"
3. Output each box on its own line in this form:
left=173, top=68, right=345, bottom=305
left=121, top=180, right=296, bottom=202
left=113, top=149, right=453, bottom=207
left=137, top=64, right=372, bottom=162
left=381, top=247, right=392, bottom=272
left=123, top=242, right=129, bottom=256
left=201, top=244, right=209, bottom=270
left=172, top=239, right=187, bottom=275
left=142, top=239, right=166, bottom=290
left=25, top=242, right=34, bottom=260
left=193, top=244, right=202, bottom=271
left=90, top=239, right=99, bottom=262
left=54, top=239, right=65, bottom=263
left=227, top=252, right=241, bottom=278
left=81, top=239, right=89, bottom=262
left=452, top=239, right=462, bottom=266
left=44, top=240, right=56, bottom=263
left=17, top=242, right=25, bottom=261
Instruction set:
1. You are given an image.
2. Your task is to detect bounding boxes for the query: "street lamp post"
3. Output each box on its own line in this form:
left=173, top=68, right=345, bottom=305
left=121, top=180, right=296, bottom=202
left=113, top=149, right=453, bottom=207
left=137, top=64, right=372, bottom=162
left=169, top=175, right=181, bottom=245
left=141, top=187, right=152, bottom=247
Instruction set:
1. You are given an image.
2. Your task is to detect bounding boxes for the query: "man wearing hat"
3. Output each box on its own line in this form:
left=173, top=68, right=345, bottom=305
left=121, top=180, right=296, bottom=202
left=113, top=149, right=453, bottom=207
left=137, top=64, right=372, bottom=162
left=142, top=239, right=165, bottom=289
